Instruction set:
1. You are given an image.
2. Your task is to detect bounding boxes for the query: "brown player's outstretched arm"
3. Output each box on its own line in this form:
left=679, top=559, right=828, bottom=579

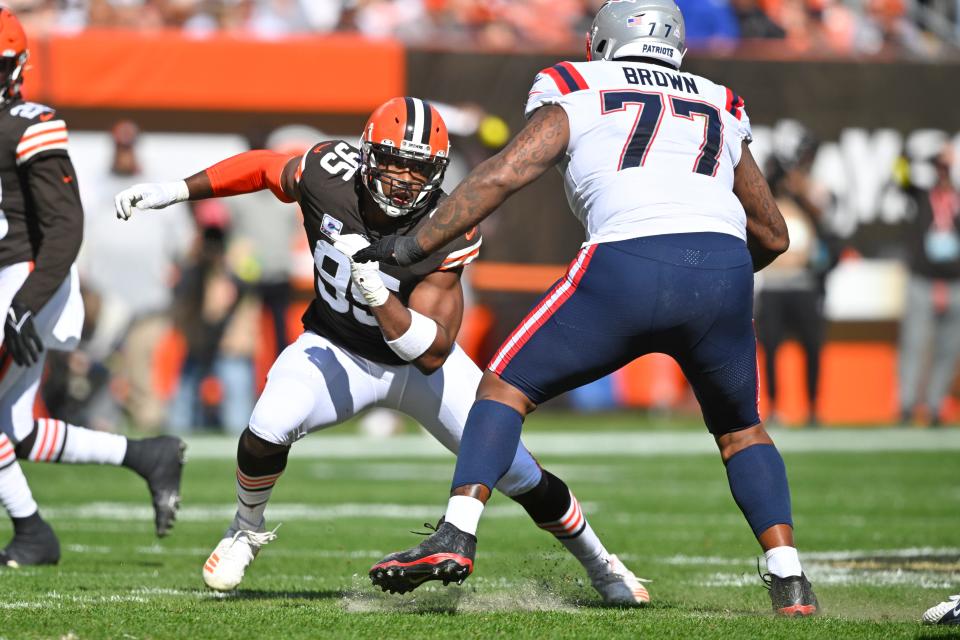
left=369, top=270, right=465, bottom=375
left=416, top=105, right=570, bottom=255
left=115, top=151, right=303, bottom=220
left=734, top=142, right=790, bottom=272
left=184, top=152, right=302, bottom=202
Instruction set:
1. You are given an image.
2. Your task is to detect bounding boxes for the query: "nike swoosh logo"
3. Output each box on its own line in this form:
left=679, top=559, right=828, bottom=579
left=39, top=112, right=55, bottom=122
left=465, top=227, right=478, bottom=241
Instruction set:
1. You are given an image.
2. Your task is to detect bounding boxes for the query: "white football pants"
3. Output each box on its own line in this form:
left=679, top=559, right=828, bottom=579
left=248, top=331, right=542, bottom=497
left=0, top=262, right=83, bottom=443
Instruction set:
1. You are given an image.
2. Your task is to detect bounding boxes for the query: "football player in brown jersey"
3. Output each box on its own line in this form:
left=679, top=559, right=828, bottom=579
left=115, top=97, right=651, bottom=604
left=0, top=7, right=185, bottom=568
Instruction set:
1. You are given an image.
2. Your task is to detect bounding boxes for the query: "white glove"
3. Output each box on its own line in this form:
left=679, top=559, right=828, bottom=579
left=334, top=233, right=389, bottom=307
left=333, top=233, right=370, bottom=258
left=114, top=181, right=190, bottom=220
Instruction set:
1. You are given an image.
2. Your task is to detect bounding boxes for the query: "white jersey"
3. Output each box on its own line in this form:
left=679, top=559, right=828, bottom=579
left=525, top=60, right=753, bottom=245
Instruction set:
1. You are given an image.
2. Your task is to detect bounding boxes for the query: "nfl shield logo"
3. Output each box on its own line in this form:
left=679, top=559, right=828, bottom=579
left=321, top=213, right=343, bottom=238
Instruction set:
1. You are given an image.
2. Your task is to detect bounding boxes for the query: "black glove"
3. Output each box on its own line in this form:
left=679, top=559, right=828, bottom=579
left=354, top=234, right=428, bottom=267
left=4, top=302, right=44, bottom=367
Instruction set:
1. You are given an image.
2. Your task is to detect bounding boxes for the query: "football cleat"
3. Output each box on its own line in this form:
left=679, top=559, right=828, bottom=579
left=762, top=571, right=819, bottom=616
left=202, top=523, right=278, bottom=591
left=136, top=436, right=186, bottom=537
left=369, top=521, right=475, bottom=594
left=589, top=554, right=651, bottom=605
left=922, top=594, right=960, bottom=625
left=1, top=515, right=60, bottom=568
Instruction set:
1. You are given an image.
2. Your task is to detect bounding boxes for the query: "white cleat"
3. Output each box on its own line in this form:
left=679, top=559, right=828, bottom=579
left=590, top=554, right=651, bottom=605
left=202, top=525, right=279, bottom=591
left=922, top=594, right=960, bottom=625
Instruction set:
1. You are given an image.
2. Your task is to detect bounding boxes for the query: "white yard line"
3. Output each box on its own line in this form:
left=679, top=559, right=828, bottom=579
left=700, top=567, right=955, bottom=590
left=182, top=429, right=960, bottom=459
left=43, top=501, right=537, bottom=522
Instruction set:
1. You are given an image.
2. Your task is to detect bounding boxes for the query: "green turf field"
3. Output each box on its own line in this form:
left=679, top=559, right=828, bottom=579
left=1, top=422, right=958, bottom=639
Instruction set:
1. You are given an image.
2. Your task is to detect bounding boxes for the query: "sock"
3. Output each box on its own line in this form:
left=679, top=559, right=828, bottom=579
left=444, top=495, right=484, bottom=536
left=15, top=419, right=127, bottom=465
left=725, top=443, right=793, bottom=538
left=765, top=545, right=803, bottom=578
left=0, top=434, right=38, bottom=519
left=451, top=400, right=524, bottom=493
left=511, top=469, right=610, bottom=576
left=235, top=429, right=289, bottom=530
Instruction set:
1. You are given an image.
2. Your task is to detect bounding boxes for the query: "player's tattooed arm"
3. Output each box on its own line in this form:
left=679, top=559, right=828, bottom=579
left=369, top=270, right=464, bottom=375
left=734, top=142, right=790, bottom=272
left=417, top=105, right=570, bottom=255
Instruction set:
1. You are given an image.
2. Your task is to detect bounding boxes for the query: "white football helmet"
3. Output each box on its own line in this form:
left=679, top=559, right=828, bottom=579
left=587, top=0, right=687, bottom=69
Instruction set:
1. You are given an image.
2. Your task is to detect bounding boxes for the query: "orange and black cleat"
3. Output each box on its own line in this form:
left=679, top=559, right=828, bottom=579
left=763, top=572, right=820, bottom=617
left=369, top=521, right=475, bottom=594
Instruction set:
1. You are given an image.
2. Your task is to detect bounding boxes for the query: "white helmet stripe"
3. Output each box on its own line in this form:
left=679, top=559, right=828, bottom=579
left=410, top=98, right=425, bottom=145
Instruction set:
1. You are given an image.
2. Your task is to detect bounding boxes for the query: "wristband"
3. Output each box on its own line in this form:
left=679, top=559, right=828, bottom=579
left=386, top=309, right=438, bottom=361
left=393, top=235, right=429, bottom=267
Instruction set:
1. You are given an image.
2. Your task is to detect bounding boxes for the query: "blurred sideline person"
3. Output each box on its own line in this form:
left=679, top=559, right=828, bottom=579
left=168, top=205, right=257, bottom=435
left=223, top=128, right=304, bottom=361
left=77, top=119, right=194, bottom=432
left=115, top=98, right=652, bottom=605
left=0, top=8, right=184, bottom=568
left=923, top=593, right=960, bottom=625
left=756, top=125, right=833, bottom=426
left=897, top=145, right=960, bottom=427
left=359, top=0, right=818, bottom=616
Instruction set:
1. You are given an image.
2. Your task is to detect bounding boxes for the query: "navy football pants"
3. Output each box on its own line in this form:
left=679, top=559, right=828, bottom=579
left=490, top=232, right=760, bottom=435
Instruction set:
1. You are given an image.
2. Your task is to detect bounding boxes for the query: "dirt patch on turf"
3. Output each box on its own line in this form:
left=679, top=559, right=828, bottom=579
left=340, top=574, right=577, bottom=614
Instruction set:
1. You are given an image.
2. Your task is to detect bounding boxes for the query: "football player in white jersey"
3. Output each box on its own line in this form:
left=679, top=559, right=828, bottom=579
left=115, top=97, right=651, bottom=604
left=360, top=0, right=818, bottom=616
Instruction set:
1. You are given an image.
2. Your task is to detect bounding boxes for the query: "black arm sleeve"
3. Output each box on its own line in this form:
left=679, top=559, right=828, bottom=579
left=13, top=155, right=84, bottom=312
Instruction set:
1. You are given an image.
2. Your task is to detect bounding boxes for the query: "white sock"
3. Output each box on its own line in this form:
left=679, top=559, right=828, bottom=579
left=28, top=419, right=127, bottom=465
left=765, top=545, right=803, bottom=578
left=537, top=491, right=609, bottom=576
left=0, top=434, right=38, bottom=518
left=444, top=495, right=484, bottom=536
left=235, top=468, right=283, bottom=531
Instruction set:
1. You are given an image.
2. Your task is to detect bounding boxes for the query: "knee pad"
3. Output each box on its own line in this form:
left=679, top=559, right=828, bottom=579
left=248, top=375, right=317, bottom=446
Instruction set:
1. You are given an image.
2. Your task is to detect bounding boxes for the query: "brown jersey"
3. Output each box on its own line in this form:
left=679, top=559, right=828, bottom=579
left=0, top=99, right=70, bottom=268
left=0, top=98, right=83, bottom=313
left=295, top=140, right=482, bottom=365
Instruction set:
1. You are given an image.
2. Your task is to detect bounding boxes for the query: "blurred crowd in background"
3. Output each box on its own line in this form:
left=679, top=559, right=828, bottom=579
left=5, top=0, right=960, bottom=58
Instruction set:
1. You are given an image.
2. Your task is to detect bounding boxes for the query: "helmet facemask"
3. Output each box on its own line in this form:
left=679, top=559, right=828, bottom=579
left=360, top=141, right=448, bottom=218
left=0, top=51, right=26, bottom=105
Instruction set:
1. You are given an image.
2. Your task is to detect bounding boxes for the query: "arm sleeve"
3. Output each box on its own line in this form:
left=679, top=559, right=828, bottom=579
left=205, top=150, right=297, bottom=203
left=13, top=155, right=84, bottom=312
